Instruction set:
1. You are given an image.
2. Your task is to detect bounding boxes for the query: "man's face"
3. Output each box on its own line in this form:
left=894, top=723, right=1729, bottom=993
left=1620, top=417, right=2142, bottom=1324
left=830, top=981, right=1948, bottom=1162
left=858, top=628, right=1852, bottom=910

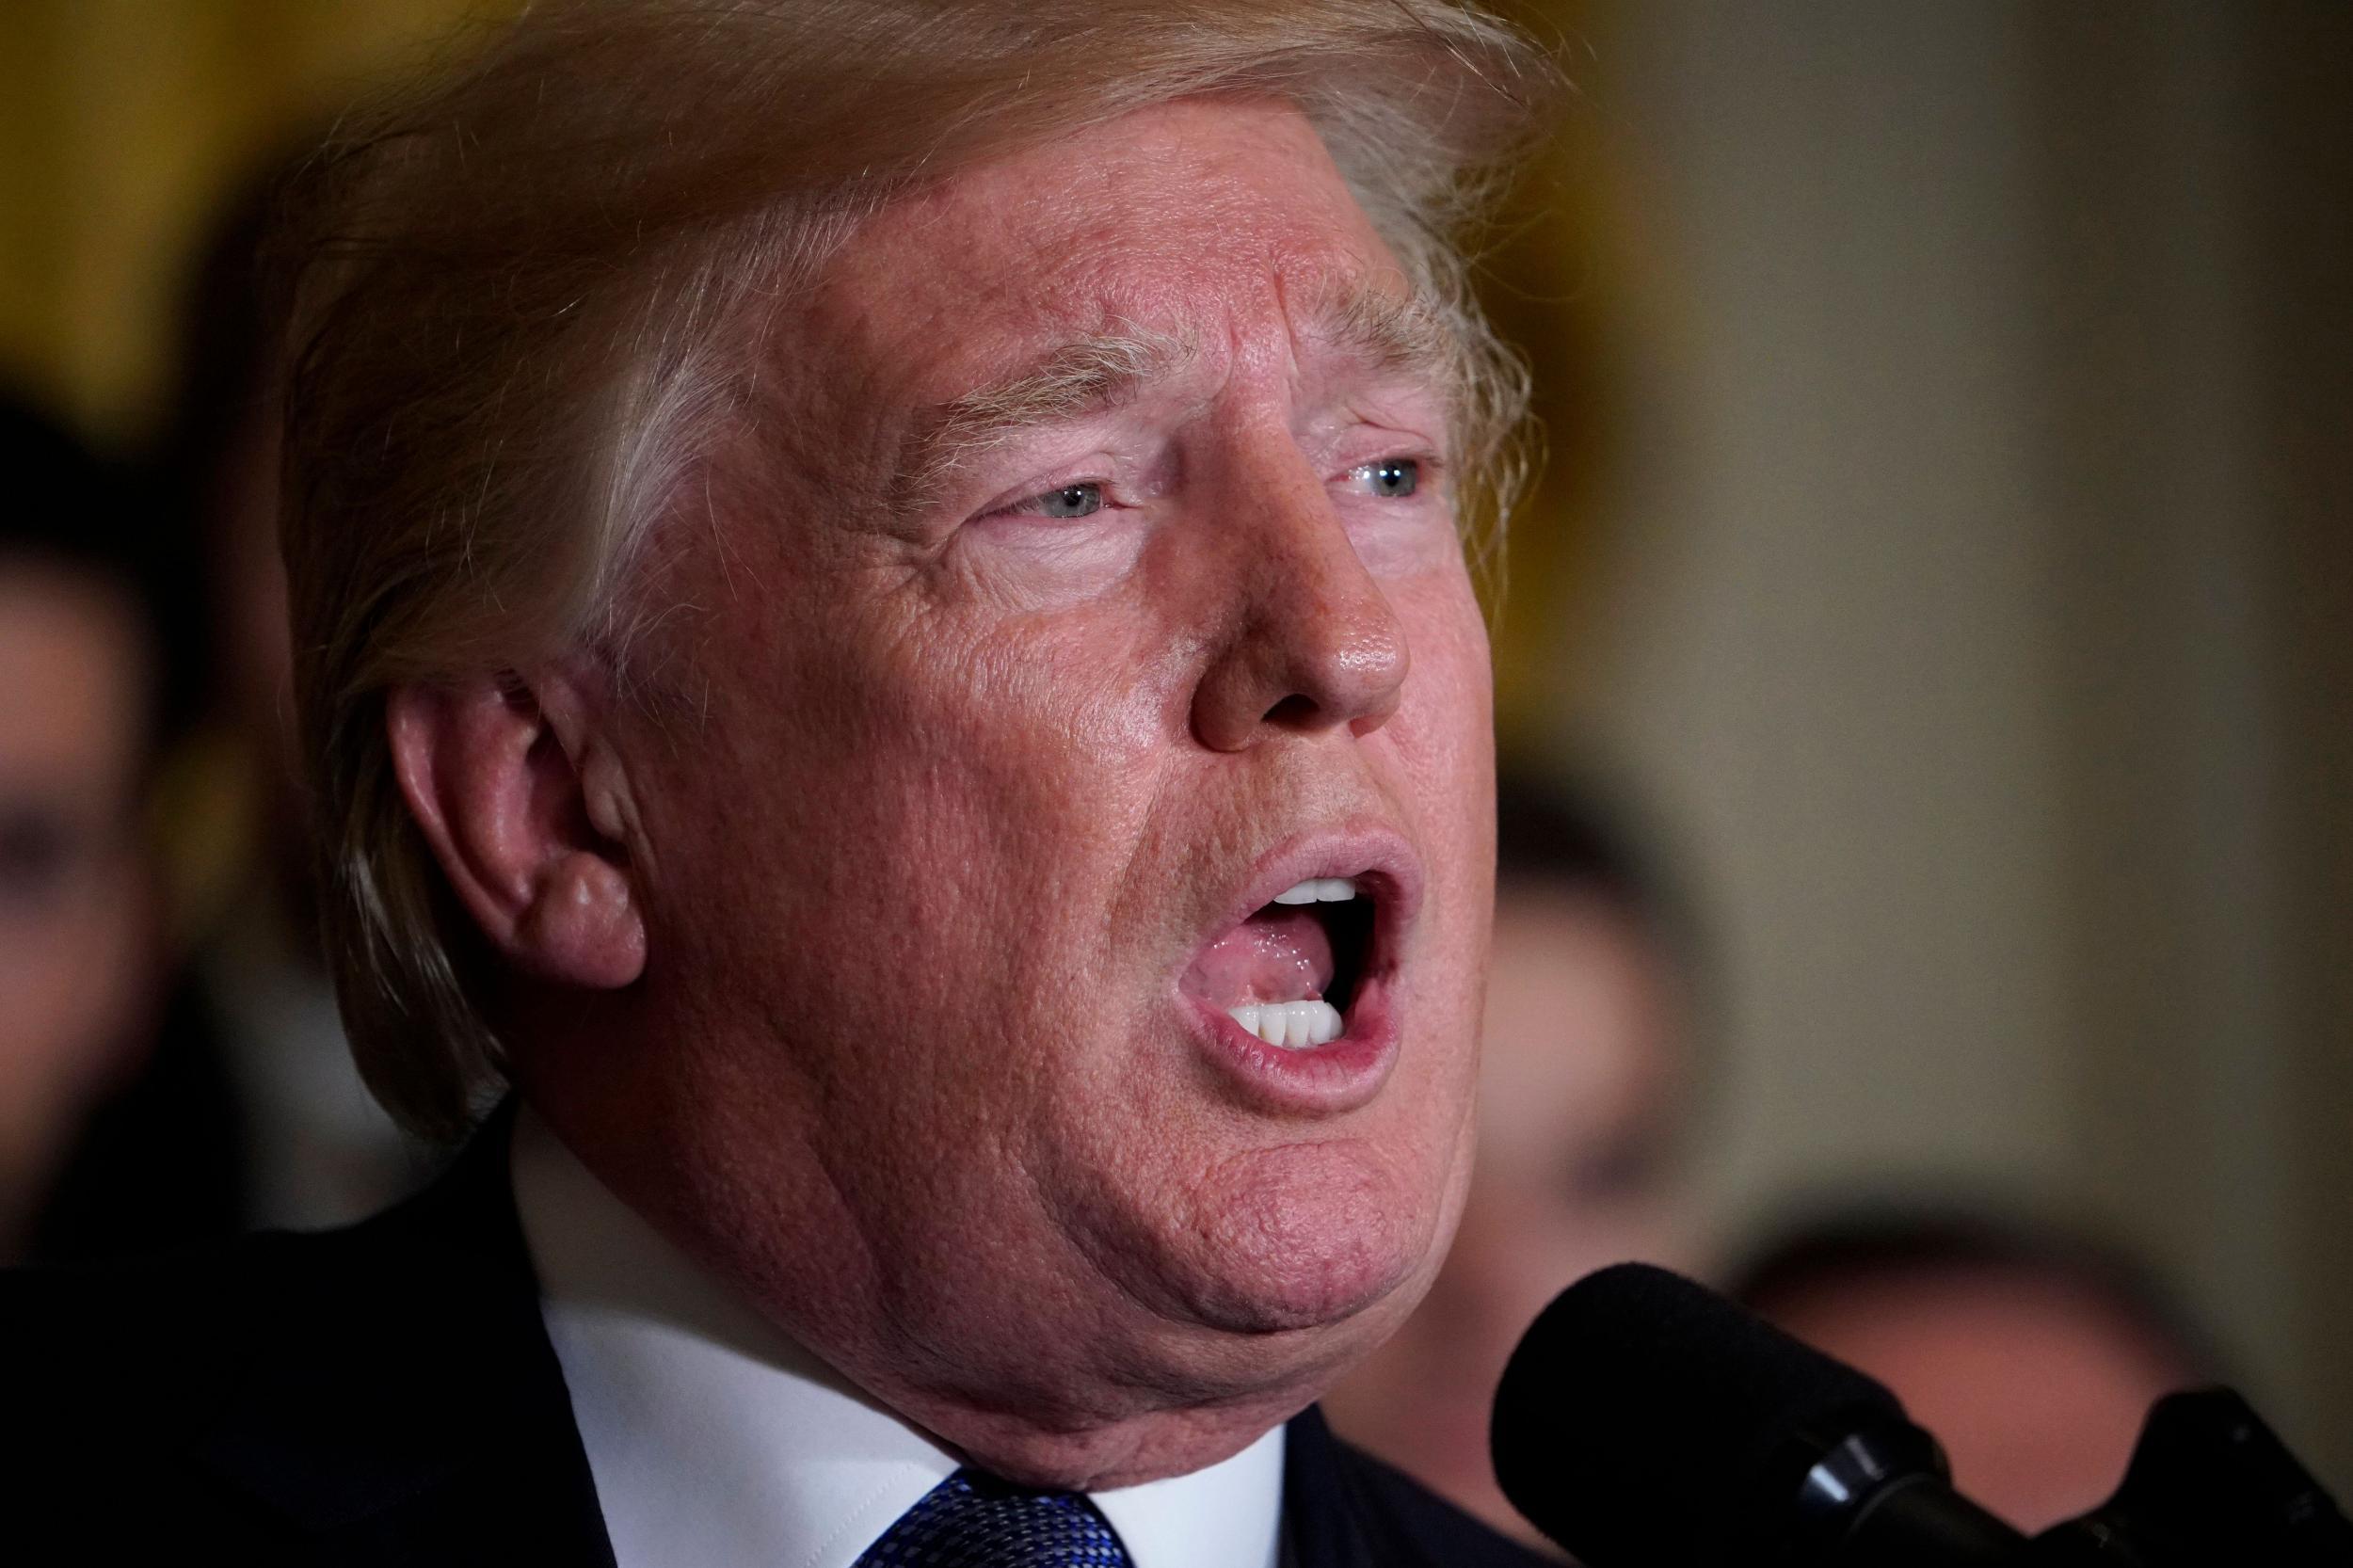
left=0, top=568, right=152, bottom=1241
left=586, top=99, right=1494, bottom=1468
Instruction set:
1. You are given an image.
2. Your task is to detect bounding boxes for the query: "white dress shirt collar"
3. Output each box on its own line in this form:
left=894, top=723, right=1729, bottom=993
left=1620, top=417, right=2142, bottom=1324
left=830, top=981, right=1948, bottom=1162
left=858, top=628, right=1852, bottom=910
left=511, top=1109, right=1286, bottom=1568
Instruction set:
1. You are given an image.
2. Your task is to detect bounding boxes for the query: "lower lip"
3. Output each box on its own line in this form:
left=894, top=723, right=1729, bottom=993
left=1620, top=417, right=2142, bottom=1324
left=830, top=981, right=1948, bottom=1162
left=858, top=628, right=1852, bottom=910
left=1182, top=972, right=1401, bottom=1115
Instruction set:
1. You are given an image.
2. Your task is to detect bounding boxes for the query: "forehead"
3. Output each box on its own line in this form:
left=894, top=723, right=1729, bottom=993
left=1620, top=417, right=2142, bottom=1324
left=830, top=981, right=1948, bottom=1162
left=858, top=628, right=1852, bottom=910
left=790, top=98, right=1405, bottom=411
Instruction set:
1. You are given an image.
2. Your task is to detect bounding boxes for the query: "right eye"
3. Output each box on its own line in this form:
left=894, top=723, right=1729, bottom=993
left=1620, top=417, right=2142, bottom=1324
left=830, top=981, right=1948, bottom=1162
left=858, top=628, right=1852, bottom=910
left=1001, top=482, right=1104, bottom=520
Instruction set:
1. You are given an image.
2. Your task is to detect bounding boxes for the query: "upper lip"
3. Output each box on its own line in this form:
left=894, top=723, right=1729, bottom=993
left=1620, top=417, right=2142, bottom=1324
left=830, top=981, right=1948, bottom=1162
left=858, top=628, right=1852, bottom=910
left=1190, top=820, right=1426, bottom=977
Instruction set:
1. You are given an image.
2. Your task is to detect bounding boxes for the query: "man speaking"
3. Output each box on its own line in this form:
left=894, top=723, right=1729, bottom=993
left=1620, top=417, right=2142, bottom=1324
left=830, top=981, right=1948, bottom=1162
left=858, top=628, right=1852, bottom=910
left=8, top=2, right=1561, bottom=1561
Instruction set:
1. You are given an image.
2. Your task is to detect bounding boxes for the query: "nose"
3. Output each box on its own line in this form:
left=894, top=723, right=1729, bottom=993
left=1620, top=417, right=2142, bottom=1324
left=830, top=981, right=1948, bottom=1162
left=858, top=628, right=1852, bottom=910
left=1189, top=450, right=1412, bottom=753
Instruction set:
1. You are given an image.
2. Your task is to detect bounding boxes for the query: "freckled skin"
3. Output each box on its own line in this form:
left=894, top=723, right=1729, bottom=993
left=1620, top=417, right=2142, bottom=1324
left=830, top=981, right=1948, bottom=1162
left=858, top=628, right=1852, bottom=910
left=516, top=101, right=1496, bottom=1488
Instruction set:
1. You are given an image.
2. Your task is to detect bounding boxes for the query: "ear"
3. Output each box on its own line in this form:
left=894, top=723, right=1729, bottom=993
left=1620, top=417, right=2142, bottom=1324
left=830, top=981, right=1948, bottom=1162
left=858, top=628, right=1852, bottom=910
left=386, top=672, right=647, bottom=989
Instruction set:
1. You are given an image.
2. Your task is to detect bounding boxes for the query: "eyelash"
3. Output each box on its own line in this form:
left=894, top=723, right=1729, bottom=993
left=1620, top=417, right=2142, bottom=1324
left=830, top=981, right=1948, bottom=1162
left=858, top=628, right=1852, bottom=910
left=989, top=454, right=1436, bottom=523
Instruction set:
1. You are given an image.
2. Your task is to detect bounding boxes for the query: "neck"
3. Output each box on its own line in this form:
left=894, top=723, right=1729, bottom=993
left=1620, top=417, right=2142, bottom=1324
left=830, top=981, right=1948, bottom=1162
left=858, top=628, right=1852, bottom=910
left=509, top=1087, right=1332, bottom=1491
left=869, top=1374, right=1312, bottom=1491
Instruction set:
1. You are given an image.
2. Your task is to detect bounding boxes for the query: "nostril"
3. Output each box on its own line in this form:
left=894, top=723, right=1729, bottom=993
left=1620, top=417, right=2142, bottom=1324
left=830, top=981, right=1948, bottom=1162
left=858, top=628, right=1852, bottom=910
left=1260, top=694, right=1321, bottom=730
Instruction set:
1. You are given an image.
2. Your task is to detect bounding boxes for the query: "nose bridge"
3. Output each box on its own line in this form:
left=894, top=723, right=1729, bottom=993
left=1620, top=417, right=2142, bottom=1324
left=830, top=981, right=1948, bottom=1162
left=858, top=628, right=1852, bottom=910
left=1188, top=425, right=1411, bottom=751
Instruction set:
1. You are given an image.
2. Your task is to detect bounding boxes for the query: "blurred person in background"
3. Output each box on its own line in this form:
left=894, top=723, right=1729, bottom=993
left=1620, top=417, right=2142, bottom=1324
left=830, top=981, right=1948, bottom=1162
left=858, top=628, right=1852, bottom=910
left=1323, top=769, right=1704, bottom=1545
left=1729, top=1206, right=2215, bottom=1534
left=0, top=400, right=224, bottom=1259
left=144, top=158, right=425, bottom=1230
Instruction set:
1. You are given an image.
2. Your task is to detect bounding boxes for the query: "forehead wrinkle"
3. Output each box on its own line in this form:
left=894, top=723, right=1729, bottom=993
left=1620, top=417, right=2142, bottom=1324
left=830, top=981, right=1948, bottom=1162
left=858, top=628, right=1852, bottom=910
left=893, top=323, right=1197, bottom=512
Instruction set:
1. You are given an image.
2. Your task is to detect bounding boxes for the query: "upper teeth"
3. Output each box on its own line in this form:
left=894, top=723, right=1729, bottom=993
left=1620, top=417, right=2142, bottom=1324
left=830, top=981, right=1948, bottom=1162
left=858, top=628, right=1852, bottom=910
left=1272, top=877, right=1359, bottom=905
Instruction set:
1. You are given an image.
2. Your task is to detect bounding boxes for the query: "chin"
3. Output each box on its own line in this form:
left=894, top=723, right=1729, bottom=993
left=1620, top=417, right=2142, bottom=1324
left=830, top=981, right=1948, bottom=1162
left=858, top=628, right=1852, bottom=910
left=1157, top=1138, right=1448, bottom=1339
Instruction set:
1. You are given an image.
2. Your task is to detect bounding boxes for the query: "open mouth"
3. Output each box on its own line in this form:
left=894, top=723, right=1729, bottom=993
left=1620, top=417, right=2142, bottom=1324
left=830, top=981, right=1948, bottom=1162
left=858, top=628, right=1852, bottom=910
left=1179, top=876, right=1378, bottom=1049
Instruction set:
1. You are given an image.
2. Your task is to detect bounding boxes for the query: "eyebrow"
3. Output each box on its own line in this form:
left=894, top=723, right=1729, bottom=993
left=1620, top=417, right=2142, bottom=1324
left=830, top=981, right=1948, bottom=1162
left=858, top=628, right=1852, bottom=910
left=893, top=326, right=1192, bottom=511
left=1301, top=279, right=1459, bottom=392
left=890, top=281, right=1458, bottom=513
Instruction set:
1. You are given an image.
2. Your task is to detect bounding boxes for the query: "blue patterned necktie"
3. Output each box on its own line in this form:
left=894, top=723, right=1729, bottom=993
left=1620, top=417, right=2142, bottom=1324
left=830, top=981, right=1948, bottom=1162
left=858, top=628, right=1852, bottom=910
left=853, top=1468, right=1135, bottom=1567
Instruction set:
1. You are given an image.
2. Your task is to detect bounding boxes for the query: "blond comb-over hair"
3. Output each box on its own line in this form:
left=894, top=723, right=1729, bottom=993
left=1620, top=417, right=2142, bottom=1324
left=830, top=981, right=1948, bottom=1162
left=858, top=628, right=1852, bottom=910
left=277, top=0, right=1561, bottom=1141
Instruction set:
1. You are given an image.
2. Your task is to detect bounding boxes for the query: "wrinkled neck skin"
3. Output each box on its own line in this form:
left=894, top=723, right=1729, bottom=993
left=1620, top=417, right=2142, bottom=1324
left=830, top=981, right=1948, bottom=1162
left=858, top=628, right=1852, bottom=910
left=510, top=1029, right=1452, bottom=1491
left=883, top=1370, right=1318, bottom=1492
left=778, top=1241, right=1390, bottom=1491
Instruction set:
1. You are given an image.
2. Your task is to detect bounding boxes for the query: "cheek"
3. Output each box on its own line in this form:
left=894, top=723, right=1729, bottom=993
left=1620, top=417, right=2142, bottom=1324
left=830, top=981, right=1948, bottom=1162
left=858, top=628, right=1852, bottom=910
left=638, top=579, right=1183, bottom=1105
left=1385, top=567, right=1497, bottom=1016
left=1390, top=568, right=1497, bottom=768
left=1367, top=567, right=1494, bottom=1208
left=0, top=883, right=147, bottom=1159
left=916, top=607, right=1179, bottom=778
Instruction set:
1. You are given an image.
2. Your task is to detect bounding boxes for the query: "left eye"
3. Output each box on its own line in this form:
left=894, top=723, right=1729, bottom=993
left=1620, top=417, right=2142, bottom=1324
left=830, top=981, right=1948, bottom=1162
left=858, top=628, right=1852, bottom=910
left=1008, top=483, right=1103, bottom=520
left=1352, top=457, right=1420, bottom=499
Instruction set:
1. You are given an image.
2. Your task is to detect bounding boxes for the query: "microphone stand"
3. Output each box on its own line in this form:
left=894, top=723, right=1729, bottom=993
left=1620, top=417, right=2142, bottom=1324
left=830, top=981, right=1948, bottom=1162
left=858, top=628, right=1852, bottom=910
left=2029, top=1389, right=2353, bottom=1567
left=1781, top=1387, right=2350, bottom=1566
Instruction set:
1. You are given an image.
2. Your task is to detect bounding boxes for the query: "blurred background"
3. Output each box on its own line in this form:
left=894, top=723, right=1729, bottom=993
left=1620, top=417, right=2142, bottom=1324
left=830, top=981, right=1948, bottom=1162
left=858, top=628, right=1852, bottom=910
left=2, top=0, right=2345, bottom=1535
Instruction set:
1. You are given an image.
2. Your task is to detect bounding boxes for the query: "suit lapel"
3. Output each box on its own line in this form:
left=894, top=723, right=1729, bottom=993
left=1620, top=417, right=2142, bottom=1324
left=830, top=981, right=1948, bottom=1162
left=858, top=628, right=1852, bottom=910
left=1284, top=1406, right=1389, bottom=1568
left=191, top=1104, right=615, bottom=1565
left=1283, top=1404, right=1555, bottom=1568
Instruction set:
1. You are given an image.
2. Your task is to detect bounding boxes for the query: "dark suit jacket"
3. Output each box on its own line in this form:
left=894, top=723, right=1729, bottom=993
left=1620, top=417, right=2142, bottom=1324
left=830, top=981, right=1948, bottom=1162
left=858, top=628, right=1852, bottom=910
left=5, top=1112, right=1551, bottom=1567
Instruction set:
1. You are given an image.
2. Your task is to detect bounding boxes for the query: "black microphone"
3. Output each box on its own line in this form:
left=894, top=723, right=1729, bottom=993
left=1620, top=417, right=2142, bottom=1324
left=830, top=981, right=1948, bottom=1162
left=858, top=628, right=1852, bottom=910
left=1491, top=1262, right=2030, bottom=1566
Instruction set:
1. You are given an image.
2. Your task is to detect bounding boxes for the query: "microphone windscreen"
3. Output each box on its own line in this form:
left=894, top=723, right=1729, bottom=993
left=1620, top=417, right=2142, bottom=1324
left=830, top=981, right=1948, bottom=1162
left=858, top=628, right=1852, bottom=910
left=1490, top=1261, right=1913, bottom=1567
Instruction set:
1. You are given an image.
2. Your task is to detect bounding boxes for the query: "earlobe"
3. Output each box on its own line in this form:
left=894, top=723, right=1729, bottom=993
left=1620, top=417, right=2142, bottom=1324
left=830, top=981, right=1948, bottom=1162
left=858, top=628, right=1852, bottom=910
left=386, top=677, right=648, bottom=990
left=516, top=852, right=646, bottom=988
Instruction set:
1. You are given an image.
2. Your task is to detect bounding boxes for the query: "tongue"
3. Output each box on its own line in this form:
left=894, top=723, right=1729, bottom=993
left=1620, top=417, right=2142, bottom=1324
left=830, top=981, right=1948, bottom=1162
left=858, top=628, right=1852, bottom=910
left=1182, top=905, right=1337, bottom=1008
